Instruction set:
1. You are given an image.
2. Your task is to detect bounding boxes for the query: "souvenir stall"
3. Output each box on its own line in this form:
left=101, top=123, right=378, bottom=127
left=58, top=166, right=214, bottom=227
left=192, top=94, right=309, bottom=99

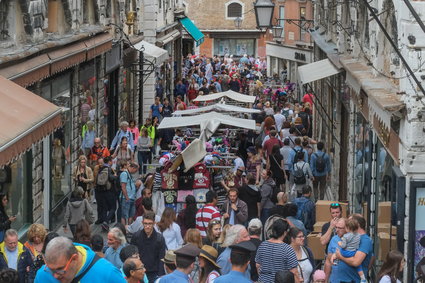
left=153, top=111, right=256, bottom=214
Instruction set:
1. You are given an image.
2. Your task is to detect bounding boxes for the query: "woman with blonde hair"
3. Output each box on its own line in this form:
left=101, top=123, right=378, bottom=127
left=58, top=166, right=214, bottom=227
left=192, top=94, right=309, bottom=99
left=203, top=220, right=223, bottom=255
left=157, top=207, right=183, bottom=250
left=184, top=228, right=203, bottom=249
left=25, top=223, right=47, bottom=282
left=73, top=155, right=94, bottom=199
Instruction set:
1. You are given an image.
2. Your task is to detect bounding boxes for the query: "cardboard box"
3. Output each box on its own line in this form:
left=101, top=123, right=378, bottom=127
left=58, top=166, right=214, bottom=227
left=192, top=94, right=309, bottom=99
left=307, top=233, right=326, bottom=260
left=315, top=200, right=348, bottom=222
left=378, top=232, right=397, bottom=261
left=313, top=221, right=327, bottom=233
left=377, top=223, right=397, bottom=235
left=378, top=202, right=392, bottom=224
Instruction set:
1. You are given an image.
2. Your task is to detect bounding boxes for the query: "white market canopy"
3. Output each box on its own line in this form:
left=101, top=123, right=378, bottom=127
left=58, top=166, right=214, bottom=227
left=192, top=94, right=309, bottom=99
left=173, top=100, right=261, bottom=116
left=158, top=111, right=255, bottom=140
left=193, top=90, right=256, bottom=103
left=133, top=40, right=169, bottom=66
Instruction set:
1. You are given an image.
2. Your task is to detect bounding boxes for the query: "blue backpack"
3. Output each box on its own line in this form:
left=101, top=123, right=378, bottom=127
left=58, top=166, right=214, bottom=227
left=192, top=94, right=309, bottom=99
left=294, top=197, right=314, bottom=232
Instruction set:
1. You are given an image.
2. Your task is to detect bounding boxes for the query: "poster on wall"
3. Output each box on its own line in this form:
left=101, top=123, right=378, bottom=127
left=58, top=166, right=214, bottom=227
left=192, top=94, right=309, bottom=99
left=415, top=187, right=425, bottom=267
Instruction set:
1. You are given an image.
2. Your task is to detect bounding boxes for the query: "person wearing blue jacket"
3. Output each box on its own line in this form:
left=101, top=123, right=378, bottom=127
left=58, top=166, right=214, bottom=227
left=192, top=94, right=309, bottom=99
left=35, top=237, right=126, bottom=283
left=310, top=141, right=332, bottom=200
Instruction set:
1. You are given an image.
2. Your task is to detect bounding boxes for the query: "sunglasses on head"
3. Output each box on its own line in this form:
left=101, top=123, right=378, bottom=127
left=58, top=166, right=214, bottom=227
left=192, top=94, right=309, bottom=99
left=330, top=203, right=341, bottom=208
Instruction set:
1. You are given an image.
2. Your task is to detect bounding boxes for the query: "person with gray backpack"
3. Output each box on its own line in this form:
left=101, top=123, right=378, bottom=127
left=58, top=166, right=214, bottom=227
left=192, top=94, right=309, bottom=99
left=310, top=142, right=332, bottom=200
left=291, top=151, right=313, bottom=200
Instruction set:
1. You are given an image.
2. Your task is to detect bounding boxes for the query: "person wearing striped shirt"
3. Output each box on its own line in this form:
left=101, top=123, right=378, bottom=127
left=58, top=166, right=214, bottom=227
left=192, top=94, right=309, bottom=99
left=196, top=191, right=221, bottom=237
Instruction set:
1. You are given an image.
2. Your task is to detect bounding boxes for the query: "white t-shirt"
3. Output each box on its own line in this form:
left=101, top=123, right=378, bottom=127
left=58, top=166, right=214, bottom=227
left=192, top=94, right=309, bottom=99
left=297, top=248, right=313, bottom=283
left=379, top=275, right=401, bottom=283
left=274, top=113, right=286, bottom=132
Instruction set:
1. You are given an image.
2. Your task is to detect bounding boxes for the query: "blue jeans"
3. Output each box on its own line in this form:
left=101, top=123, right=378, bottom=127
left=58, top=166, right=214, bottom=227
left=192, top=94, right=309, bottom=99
left=121, top=199, right=135, bottom=220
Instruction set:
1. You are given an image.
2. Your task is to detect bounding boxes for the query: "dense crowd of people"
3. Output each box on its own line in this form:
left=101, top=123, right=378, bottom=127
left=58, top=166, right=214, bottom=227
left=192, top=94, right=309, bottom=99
left=0, top=54, right=405, bottom=283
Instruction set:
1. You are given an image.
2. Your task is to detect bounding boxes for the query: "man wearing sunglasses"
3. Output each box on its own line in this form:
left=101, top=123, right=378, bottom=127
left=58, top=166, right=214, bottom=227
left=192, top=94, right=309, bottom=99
left=35, top=236, right=125, bottom=283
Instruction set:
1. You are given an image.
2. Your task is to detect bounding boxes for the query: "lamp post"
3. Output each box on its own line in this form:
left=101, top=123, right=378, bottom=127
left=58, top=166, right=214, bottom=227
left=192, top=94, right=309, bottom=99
left=253, top=0, right=275, bottom=29
left=107, top=23, right=155, bottom=125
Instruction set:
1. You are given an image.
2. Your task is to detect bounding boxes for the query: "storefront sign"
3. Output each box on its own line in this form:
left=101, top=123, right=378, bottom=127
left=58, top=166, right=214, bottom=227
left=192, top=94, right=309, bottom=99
left=295, top=52, right=306, bottom=61
left=415, top=187, right=425, bottom=267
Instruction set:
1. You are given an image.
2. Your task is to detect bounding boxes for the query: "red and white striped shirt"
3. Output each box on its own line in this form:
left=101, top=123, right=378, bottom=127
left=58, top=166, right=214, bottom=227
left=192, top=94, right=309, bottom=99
left=196, top=205, right=221, bottom=237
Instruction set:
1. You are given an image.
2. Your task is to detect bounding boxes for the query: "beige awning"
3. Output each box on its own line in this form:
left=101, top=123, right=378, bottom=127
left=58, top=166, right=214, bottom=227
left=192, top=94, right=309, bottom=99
left=133, top=40, right=169, bottom=66
left=0, top=76, right=62, bottom=166
left=298, top=58, right=341, bottom=85
left=48, top=42, right=87, bottom=74
left=193, top=90, right=256, bottom=103
left=0, top=54, right=51, bottom=87
left=84, top=33, right=113, bottom=60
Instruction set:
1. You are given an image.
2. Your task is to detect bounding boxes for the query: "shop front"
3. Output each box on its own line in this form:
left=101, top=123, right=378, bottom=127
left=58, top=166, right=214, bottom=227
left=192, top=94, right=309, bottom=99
left=266, top=42, right=313, bottom=84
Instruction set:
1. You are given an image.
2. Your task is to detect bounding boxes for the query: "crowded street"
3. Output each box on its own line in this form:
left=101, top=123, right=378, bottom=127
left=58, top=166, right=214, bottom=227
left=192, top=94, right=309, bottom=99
left=0, top=0, right=423, bottom=282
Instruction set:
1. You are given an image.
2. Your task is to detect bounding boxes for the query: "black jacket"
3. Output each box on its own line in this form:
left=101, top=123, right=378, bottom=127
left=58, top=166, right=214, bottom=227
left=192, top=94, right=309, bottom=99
left=238, top=184, right=261, bottom=221
left=0, top=208, right=11, bottom=233
left=130, top=229, right=166, bottom=275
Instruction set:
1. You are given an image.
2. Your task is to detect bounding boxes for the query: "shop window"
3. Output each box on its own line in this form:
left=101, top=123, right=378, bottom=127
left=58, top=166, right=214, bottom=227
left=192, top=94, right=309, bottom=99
left=299, top=7, right=306, bottom=41
left=214, top=38, right=255, bottom=57
left=227, top=2, right=242, bottom=18
left=278, top=6, right=285, bottom=28
left=1, top=153, right=32, bottom=234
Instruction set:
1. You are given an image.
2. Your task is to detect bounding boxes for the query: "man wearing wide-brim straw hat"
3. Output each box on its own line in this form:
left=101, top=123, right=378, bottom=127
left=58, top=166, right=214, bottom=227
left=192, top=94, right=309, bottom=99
left=199, top=245, right=221, bottom=282
left=160, top=250, right=176, bottom=275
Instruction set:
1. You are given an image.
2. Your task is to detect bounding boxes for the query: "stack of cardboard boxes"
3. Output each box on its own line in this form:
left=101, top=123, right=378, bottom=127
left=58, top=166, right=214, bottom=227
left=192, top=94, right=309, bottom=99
left=377, top=202, right=397, bottom=261
left=307, top=201, right=348, bottom=260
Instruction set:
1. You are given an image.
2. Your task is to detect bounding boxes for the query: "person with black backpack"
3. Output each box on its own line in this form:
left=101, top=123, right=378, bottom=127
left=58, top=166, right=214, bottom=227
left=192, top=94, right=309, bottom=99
left=95, top=156, right=118, bottom=231
left=310, top=142, right=332, bottom=200
left=291, top=151, right=313, bottom=200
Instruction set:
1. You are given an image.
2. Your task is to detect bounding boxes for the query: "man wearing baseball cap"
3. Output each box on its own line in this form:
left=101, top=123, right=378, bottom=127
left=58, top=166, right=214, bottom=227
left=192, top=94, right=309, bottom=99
left=158, top=244, right=200, bottom=282
left=215, top=241, right=256, bottom=283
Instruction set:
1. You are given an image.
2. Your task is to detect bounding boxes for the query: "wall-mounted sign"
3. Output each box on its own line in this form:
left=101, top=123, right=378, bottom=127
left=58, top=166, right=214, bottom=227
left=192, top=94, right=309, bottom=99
left=295, top=52, right=306, bottom=61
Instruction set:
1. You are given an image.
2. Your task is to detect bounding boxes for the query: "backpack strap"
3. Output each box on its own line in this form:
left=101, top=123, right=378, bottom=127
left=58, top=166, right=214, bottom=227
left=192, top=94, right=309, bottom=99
left=71, top=254, right=101, bottom=283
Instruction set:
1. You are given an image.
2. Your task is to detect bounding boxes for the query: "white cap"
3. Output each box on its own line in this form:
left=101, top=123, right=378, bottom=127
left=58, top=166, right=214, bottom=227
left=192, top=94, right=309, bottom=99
left=248, top=218, right=262, bottom=229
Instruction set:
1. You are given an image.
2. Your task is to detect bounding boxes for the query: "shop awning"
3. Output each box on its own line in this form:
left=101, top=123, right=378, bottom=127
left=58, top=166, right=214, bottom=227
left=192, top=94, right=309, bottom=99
left=84, top=32, right=113, bottom=60
left=133, top=40, right=169, bottom=66
left=48, top=42, right=87, bottom=75
left=0, top=54, right=51, bottom=88
left=173, top=100, right=261, bottom=116
left=0, top=76, right=62, bottom=166
left=298, top=58, right=341, bottom=85
left=193, top=90, right=256, bottom=103
left=158, top=111, right=256, bottom=131
left=179, top=17, right=204, bottom=47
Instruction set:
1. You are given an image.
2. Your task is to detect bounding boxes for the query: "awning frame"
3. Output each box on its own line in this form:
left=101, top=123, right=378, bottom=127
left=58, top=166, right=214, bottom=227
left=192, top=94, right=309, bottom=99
left=132, top=40, right=169, bottom=66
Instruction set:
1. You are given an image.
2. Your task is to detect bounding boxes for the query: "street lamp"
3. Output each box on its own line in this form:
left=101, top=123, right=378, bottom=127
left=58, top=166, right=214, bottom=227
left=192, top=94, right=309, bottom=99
left=253, top=0, right=275, bottom=29
left=272, top=25, right=284, bottom=41
left=234, top=17, right=243, bottom=29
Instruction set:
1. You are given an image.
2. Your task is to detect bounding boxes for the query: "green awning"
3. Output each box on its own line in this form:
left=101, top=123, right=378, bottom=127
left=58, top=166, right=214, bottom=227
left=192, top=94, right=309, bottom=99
left=179, top=17, right=204, bottom=47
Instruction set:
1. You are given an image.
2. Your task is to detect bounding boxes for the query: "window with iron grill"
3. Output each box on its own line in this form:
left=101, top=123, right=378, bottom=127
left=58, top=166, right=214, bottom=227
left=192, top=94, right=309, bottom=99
left=227, top=3, right=242, bottom=18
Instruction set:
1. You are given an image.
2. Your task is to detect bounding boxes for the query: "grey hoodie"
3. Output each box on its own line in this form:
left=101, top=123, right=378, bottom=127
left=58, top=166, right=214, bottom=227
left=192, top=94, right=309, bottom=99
left=64, top=197, right=95, bottom=225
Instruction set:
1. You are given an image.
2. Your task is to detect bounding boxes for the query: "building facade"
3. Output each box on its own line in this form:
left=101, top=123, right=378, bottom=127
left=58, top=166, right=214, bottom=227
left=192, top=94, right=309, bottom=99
left=0, top=0, right=185, bottom=234
left=183, top=0, right=270, bottom=58
left=306, top=0, right=425, bottom=279
left=266, top=0, right=314, bottom=88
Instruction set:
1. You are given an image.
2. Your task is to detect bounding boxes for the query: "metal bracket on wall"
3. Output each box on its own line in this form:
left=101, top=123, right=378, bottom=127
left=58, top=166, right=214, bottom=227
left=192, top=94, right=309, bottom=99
left=276, top=18, right=314, bottom=32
